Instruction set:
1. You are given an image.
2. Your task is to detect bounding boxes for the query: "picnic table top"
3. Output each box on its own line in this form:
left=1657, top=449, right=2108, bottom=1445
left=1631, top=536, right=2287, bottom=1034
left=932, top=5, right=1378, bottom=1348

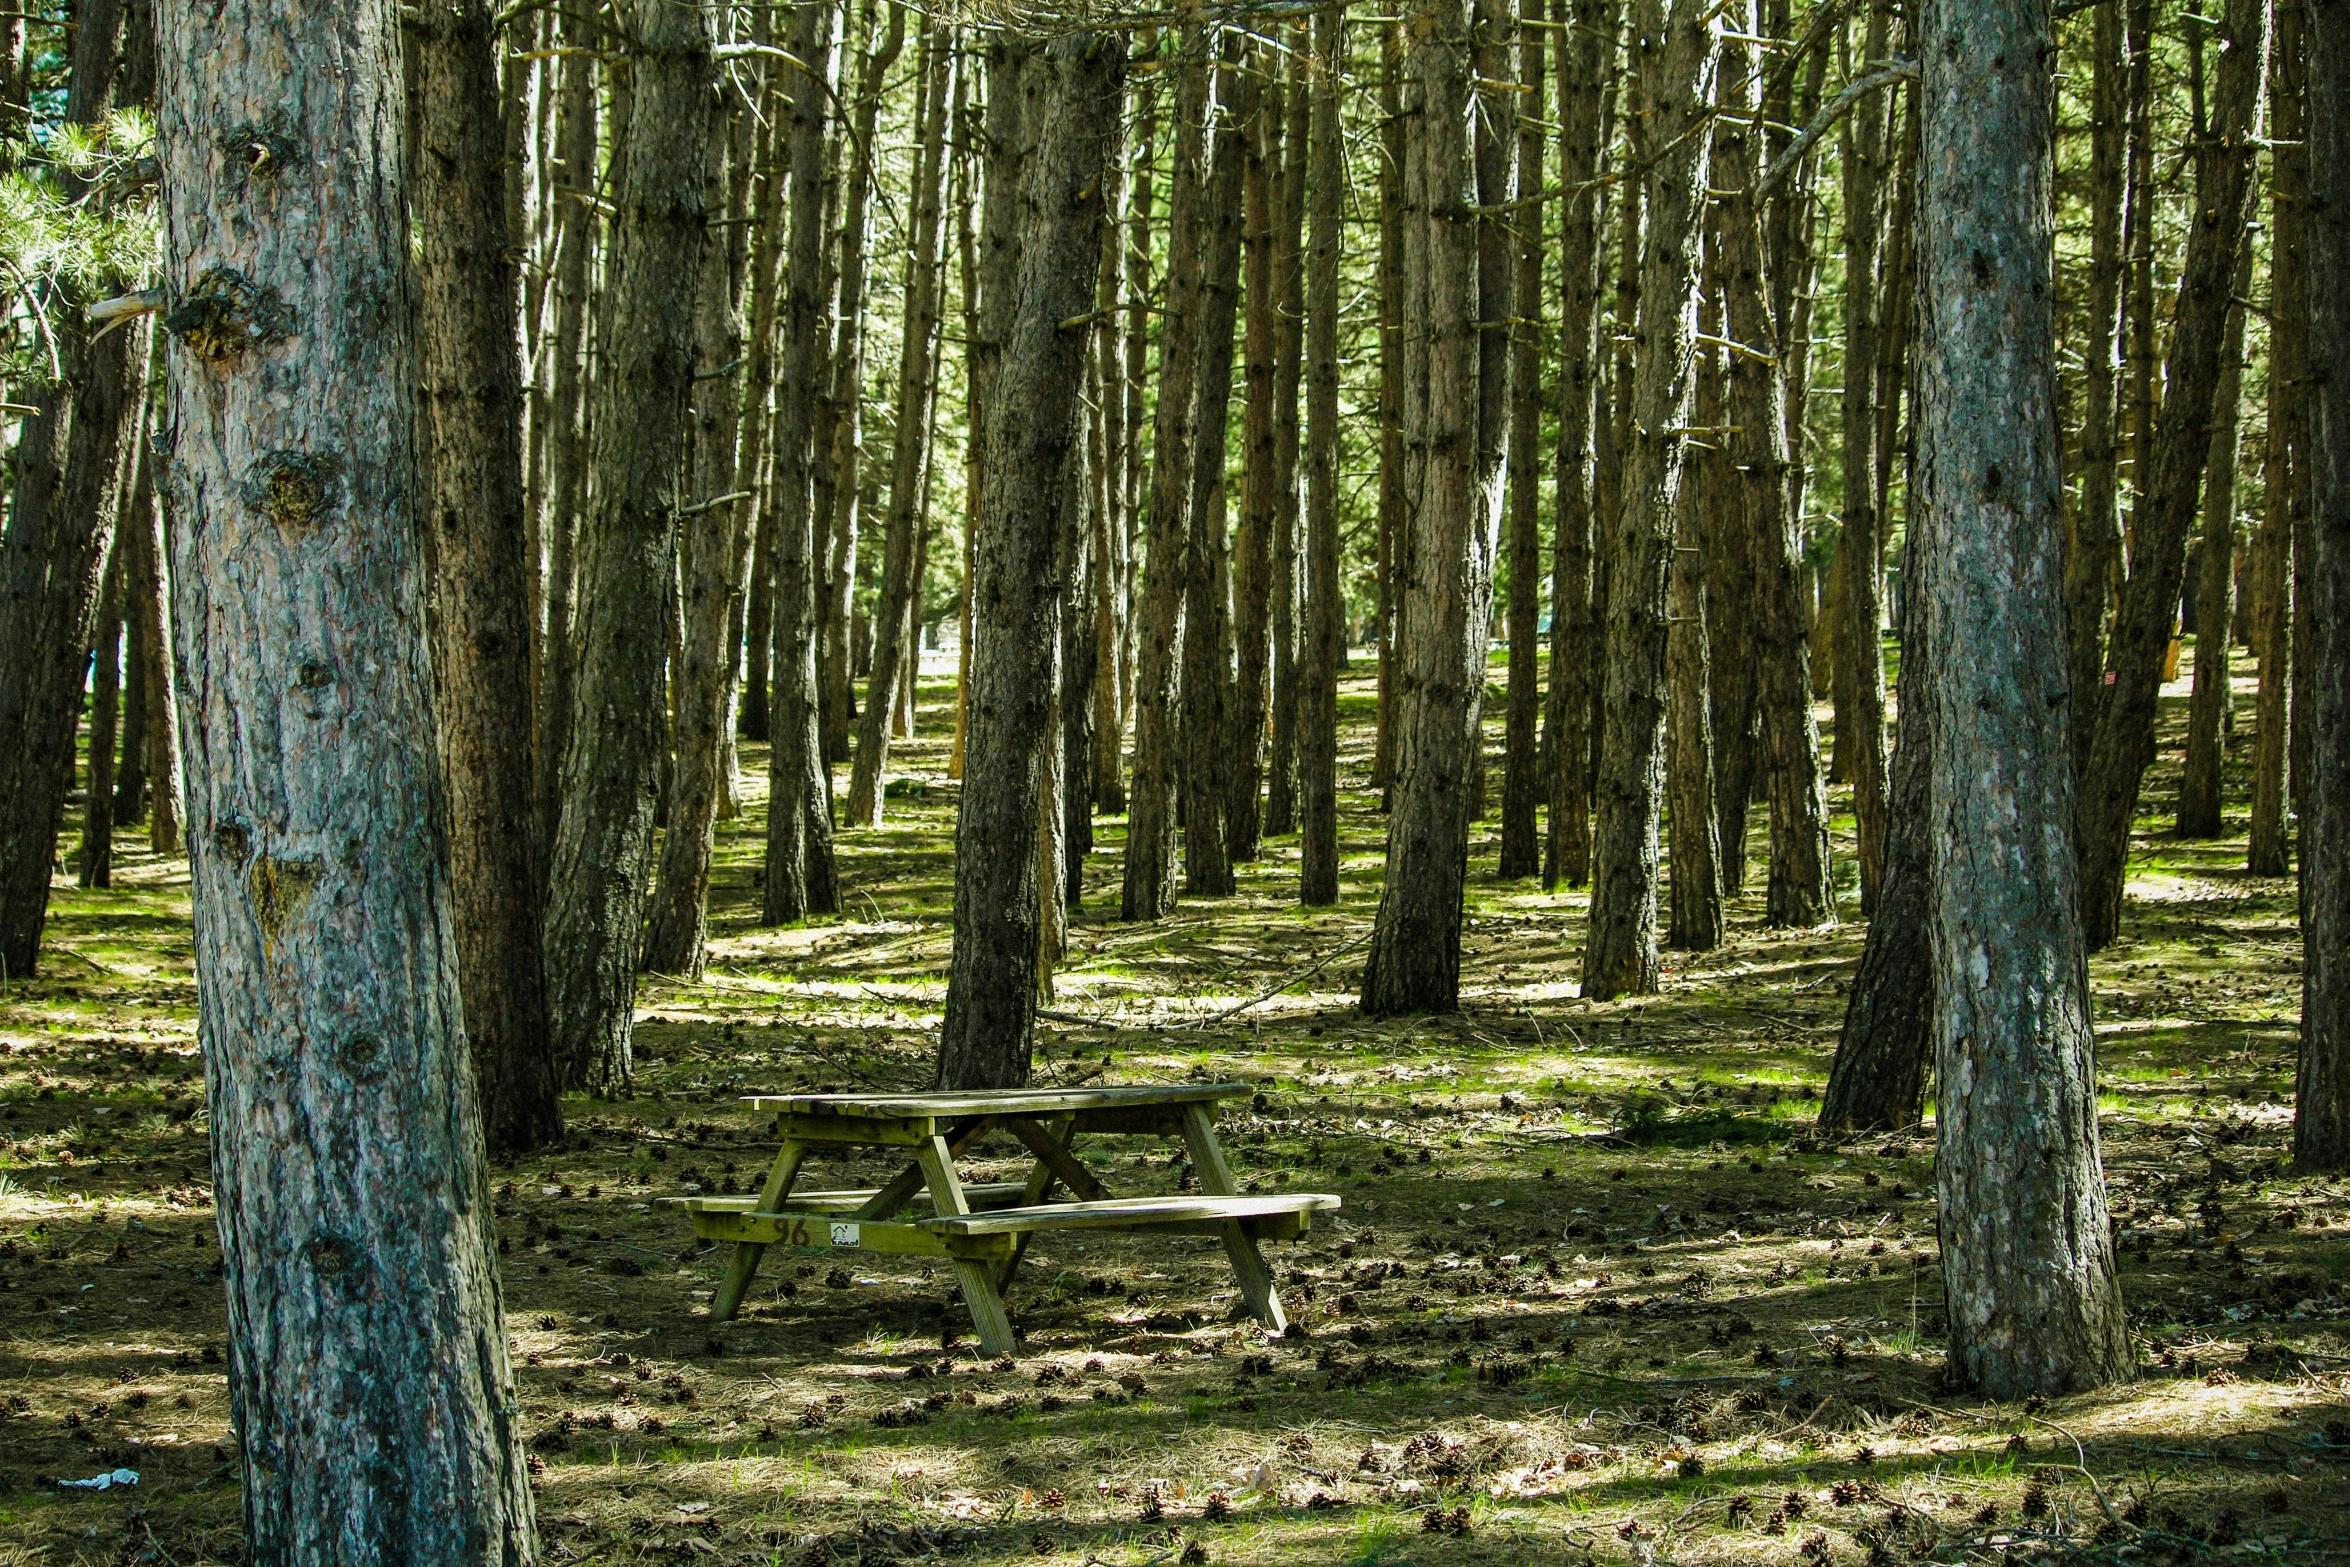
left=739, top=1083, right=1253, bottom=1121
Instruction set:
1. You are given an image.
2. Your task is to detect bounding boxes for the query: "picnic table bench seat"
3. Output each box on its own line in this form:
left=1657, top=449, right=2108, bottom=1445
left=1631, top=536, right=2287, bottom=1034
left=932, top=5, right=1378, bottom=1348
left=667, top=1181, right=1033, bottom=1217
left=919, top=1192, right=1337, bottom=1238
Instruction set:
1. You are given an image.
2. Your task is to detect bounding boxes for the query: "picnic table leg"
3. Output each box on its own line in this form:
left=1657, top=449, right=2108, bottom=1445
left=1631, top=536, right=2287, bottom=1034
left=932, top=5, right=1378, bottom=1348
left=710, top=1139, right=806, bottom=1322
left=995, top=1113, right=1075, bottom=1290
left=1179, top=1104, right=1290, bottom=1334
left=916, top=1135, right=1017, bottom=1355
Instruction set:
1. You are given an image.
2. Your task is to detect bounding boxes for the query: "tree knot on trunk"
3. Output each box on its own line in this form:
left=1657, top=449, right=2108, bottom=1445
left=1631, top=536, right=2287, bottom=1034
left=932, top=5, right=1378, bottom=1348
left=250, top=855, right=323, bottom=958
left=164, top=265, right=292, bottom=361
left=242, top=452, right=342, bottom=536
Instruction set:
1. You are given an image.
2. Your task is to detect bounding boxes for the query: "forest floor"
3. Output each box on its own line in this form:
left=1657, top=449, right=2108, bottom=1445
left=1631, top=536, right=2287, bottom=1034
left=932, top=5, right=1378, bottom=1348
left=2, top=644, right=2346, bottom=1567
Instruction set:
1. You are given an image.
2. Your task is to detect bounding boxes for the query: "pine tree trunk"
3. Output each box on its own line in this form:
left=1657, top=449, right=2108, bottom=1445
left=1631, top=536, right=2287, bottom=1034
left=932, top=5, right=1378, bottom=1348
left=1297, top=11, right=1345, bottom=908
left=1665, top=403, right=1722, bottom=951
left=131, top=441, right=184, bottom=854
left=1361, top=0, right=1515, bottom=1015
left=1373, top=23, right=1408, bottom=800
left=116, top=470, right=151, bottom=827
left=0, top=0, right=151, bottom=980
left=2076, top=0, right=2266, bottom=948
left=154, top=0, right=537, bottom=1542
left=1123, top=35, right=1216, bottom=920
left=1916, top=0, right=2130, bottom=1395
left=545, top=0, right=716, bottom=1090
left=1542, top=0, right=1615, bottom=892
left=642, top=126, right=747, bottom=976
left=413, top=0, right=562, bottom=1150
left=761, top=0, right=847, bottom=921
left=1181, top=46, right=1248, bottom=899
left=1264, top=38, right=1308, bottom=838
left=1720, top=23, right=1833, bottom=931
left=2066, top=0, right=2126, bottom=778
left=1119, top=78, right=1157, bottom=756
left=1067, top=352, right=1107, bottom=898
left=820, top=3, right=905, bottom=771
left=1231, top=65, right=1279, bottom=864
left=537, top=27, right=598, bottom=845
left=80, top=542, right=124, bottom=889
left=736, top=76, right=790, bottom=756
left=1819, top=531, right=1936, bottom=1131
left=1837, top=0, right=1895, bottom=912
left=2176, top=270, right=2248, bottom=839
left=2250, top=5, right=2303, bottom=878
left=1496, top=0, right=1546, bottom=881
left=844, top=26, right=954, bottom=830
left=938, top=28, right=1124, bottom=1090
left=1582, top=0, right=1713, bottom=1001
left=2296, top=0, right=2350, bottom=1170
left=1091, top=125, right=1133, bottom=817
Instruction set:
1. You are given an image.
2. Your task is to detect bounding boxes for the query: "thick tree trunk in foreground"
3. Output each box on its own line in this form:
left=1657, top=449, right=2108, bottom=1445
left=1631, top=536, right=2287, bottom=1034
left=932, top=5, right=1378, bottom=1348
left=2075, top=0, right=2266, bottom=948
left=1123, top=37, right=1214, bottom=921
left=0, top=0, right=149, bottom=980
left=2176, top=279, right=2248, bottom=839
left=1297, top=12, right=1344, bottom=907
left=1582, top=0, right=1713, bottom=1001
left=2297, top=0, right=2350, bottom=1170
left=414, top=0, right=562, bottom=1152
left=1497, top=0, right=1545, bottom=882
left=155, top=0, right=536, bottom=1548
left=1542, top=0, right=1614, bottom=891
left=544, top=0, right=716, bottom=1091
left=1361, top=0, right=1514, bottom=1016
left=1820, top=530, right=1936, bottom=1131
left=938, top=29, right=1124, bottom=1090
left=1915, top=0, right=2130, bottom=1395
left=762, top=0, right=845, bottom=921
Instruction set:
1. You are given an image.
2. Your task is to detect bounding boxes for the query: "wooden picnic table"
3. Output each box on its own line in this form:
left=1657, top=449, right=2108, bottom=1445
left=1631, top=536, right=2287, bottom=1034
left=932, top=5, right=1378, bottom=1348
left=668, top=1083, right=1338, bottom=1357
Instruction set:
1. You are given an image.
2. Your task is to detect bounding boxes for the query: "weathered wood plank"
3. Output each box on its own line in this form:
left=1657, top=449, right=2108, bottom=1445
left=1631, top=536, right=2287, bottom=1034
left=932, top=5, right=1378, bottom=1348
left=711, top=1140, right=806, bottom=1321
left=686, top=1211, right=1015, bottom=1259
left=742, top=1083, right=1251, bottom=1119
left=922, top=1193, right=1338, bottom=1237
left=1004, top=1116, right=1109, bottom=1201
left=1180, top=1102, right=1288, bottom=1331
left=665, top=1181, right=1031, bottom=1215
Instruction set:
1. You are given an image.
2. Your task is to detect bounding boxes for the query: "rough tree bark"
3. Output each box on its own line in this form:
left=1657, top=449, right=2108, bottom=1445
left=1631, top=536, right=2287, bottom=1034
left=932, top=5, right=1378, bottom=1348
left=1297, top=9, right=1345, bottom=908
left=761, top=0, right=846, bottom=921
left=1720, top=16, right=1834, bottom=931
left=1581, top=0, right=1714, bottom=1001
left=129, top=423, right=183, bottom=855
left=2250, top=2, right=2303, bottom=878
left=843, top=26, right=953, bottom=830
left=1497, top=0, right=1546, bottom=882
left=412, top=0, right=561, bottom=1150
left=1231, top=60, right=1280, bottom=864
left=2065, top=0, right=2125, bottom=774
left=2176, top=273, right=2248, bottom=839
left=154, top=0, right=538, bottom=1545
left=641, top=125, right=746, bottom=976
left=1665, top=410, right=1723, bottom=951
left=1837, top=0, right=1894, bottom=911
left=1915, top=0, right=2131, bottom=1395
left=937, top=28, right=1125, bottom=1090
left=544, top=0, right=716, bottom=1091
left=535, top=19, right=598, bottom=856
left=1361, top=0, right=1515, bottom=1016
left=1542, top=0, right=1615, bottom=892
left=1180, top=44, right=1248, bottom=899
left=2076, top=0, right=2266, bottom=948
left=1122, top=34, right=1216, bottom=920
left=2297, top=0, right=2350, bottom=1170
left=80, top=543, right=124, bottom=889
left=1264, top=35, right=1309, bottom=838
left=1819, top=508, right=1936, bottom=1131
left=0, top=0, right=151, bottom=980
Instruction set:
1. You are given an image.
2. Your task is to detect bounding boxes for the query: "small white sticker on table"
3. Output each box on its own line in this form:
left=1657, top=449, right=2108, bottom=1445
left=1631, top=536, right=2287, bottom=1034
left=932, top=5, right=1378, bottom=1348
left=830, top=1222, right=860, bottom=1247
